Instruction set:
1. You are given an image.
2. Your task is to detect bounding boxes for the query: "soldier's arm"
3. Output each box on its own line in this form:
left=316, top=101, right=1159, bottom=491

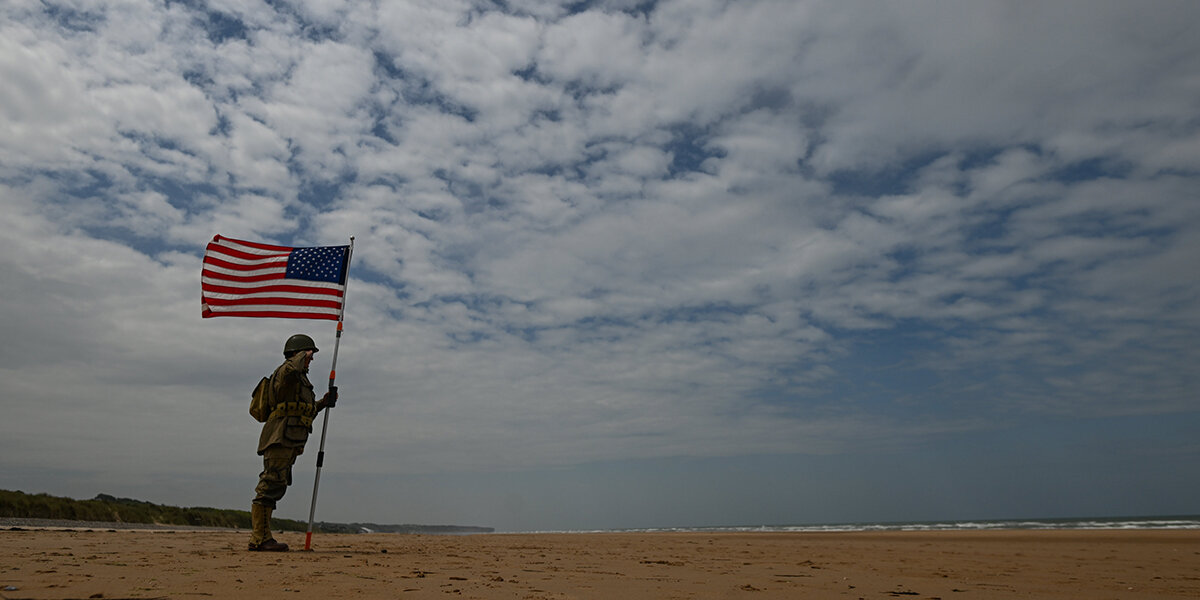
left=271, top=352, right=308, bottom=399
left=278, top=352, right=307, bottom=380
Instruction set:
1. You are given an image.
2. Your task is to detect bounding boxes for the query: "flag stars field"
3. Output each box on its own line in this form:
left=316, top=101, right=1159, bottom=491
left=285, top=246, right=349, bottom=284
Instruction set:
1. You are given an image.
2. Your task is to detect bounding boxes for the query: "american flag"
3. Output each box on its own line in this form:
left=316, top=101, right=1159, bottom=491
left=201, top=235, right=350, bottom=320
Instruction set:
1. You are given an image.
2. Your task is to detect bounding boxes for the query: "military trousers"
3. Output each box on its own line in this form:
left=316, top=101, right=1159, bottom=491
left=253, top=445, right=302, bottom=509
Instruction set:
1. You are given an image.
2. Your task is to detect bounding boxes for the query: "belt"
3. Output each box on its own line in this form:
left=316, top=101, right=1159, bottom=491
left=270, top=401, right=316, bottom=427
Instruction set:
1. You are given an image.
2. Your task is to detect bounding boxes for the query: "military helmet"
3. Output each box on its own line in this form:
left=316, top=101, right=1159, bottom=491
left=283, top=334, right=319, bottom=356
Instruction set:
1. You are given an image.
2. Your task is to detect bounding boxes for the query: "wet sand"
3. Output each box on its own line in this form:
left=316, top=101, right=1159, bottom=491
left=1, top=528, right=1197, bottom=599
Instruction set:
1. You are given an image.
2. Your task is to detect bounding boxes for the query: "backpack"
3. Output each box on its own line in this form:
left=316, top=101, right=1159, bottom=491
left=249, top=374, right=274, bottom=422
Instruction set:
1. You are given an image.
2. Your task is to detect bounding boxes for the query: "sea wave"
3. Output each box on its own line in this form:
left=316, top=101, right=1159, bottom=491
left=533, top=516, right=1200, bottom=534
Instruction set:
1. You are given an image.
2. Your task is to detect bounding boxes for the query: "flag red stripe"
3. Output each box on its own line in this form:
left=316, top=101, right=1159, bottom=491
left=203, top=309, right=341, bottom=321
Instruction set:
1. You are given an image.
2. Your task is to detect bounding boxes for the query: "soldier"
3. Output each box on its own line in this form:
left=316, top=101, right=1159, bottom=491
left=248, top=334, right=338, bottom=552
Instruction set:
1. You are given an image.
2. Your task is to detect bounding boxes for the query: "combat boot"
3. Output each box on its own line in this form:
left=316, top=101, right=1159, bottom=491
left=248, top=504, right=289, bottom=551
left=248, top=537, right=289, bottom=552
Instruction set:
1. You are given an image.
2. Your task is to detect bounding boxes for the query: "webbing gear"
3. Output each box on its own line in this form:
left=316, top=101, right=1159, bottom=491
left=269, top=401, right=317, bottom=427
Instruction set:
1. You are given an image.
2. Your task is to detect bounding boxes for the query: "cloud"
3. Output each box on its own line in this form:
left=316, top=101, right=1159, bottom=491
left=539, top=10, right=645, bottom=90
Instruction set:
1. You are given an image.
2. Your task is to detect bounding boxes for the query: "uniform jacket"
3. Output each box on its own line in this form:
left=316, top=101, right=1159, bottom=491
left=257, top=352, right=317, bottom=455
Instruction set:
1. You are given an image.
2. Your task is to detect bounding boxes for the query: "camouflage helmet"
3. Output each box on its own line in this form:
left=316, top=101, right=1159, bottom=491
left=283, top=334, right=319, bottom=356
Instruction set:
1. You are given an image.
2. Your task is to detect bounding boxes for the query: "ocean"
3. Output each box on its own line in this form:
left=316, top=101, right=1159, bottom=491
left=552, top=515, right=1200, bottom=534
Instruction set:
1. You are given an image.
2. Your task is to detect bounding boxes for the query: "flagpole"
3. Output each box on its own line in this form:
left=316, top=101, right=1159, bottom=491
left=303, top=236, right=354, bottom=551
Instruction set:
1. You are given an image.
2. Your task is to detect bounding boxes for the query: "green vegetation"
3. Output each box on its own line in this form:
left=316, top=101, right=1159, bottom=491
left=0, top=490, right=493, bottom=534
left=1, top=489, right=310, bottom=532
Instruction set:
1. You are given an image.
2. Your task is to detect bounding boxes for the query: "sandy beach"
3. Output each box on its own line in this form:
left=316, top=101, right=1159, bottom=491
left=1, top=528, right=1197, bottom=599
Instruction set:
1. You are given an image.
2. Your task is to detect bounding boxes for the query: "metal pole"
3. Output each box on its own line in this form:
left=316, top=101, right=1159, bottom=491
left=303, top=236, right=354, bottom=551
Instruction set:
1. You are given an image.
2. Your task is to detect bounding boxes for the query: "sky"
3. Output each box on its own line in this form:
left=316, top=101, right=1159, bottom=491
left=1, top=0, right=1198, bottom=533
